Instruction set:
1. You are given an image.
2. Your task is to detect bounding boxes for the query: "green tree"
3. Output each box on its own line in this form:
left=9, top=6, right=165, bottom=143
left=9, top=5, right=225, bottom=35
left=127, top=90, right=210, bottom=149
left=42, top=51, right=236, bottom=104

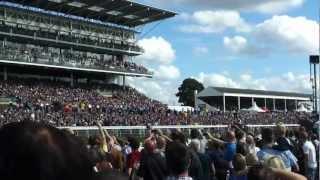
left=176, top=78, right=204, bottom=107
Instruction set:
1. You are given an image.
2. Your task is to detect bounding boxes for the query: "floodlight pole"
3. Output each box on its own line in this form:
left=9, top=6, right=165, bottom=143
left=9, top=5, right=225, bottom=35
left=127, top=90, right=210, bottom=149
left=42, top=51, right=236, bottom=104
left=315, top=64, right=318, bottom=112
left=310, top=55, right=319, bottom=113
left=318, top=7, right=320, bottom=176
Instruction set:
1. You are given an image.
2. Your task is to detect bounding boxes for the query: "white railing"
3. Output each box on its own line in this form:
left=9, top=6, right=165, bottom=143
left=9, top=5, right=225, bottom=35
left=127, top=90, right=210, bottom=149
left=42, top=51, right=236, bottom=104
left=59, top=124, right=300, bottom=130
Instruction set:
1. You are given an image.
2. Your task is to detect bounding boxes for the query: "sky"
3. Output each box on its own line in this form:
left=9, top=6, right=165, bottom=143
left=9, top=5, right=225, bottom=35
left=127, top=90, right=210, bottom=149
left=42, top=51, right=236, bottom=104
left=127, top=0, right=320, bottom=105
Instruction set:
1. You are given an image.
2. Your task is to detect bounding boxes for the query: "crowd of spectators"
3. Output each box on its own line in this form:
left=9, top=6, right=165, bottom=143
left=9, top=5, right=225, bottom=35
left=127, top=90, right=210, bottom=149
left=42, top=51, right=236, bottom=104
left=0, top=120, right=317, bottom=180
left=0, top=79, right=312, bottom=127
left=0, top=41, right=149, bottom=74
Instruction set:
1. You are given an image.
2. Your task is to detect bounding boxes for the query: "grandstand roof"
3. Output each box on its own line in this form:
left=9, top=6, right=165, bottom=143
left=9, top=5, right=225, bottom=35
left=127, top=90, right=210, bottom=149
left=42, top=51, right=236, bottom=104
left=4, top=0, right=176, bottom=27
left=197, top=87, right=311, bottom=100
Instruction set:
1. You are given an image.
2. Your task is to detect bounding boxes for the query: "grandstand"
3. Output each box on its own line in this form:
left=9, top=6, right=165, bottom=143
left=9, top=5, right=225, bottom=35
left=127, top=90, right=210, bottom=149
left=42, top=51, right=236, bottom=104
left=0, top=0, right=178, bottom=127
left=196, top=87, right=312, bottom=112
left=0, top=0, right=176, bottom=82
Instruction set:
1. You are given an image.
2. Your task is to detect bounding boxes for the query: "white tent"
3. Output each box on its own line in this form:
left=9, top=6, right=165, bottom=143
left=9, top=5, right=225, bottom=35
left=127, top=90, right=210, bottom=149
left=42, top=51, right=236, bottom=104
left=242, top=102, right=265, bottom=112
left=168, top=106, right=194, bottom=112
left=296, top=104, right=311, bottom=112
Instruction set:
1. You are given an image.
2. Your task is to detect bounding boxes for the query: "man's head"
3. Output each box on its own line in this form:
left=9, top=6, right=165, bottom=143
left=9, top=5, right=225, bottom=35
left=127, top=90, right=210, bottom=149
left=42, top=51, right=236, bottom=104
left=235, top=130, right=245, bottom=141
left=246, top=135, right=255, bottom=145
left=156, top=136, right=166, bottom=150
left=190, top=129, right=201, bottom=139
left=261, top=128, right=274, bottom=145
left=128, top=136, right=140, bottom=150
left=166, top=142, right=190, bottom=176
left=233, top=153, right=247, bottom=172
left=225, top=130, right=236, bottom=142
left=0, top=121, right=94, bottom=180
left=170, top=130, right=186, bottom=144
left=274, top=124, right=286, bottom=138
left=300, top=131, right=309, bottom=142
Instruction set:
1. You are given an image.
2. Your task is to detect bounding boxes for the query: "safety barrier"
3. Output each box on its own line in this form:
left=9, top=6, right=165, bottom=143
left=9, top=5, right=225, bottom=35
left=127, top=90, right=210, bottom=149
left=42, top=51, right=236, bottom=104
left=59, top=124, right=300, bottom=138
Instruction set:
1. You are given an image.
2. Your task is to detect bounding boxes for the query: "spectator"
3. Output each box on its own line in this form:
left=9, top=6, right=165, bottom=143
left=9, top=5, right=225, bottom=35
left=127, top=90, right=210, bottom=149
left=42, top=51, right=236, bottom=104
left=166, top=142, right=193, bottom=180
left=0, top=121, right=95, bottom=180
left=208, top=130, right=237, bottom=169
left=189, top=139, right=214, bottom=180
left=257, top=128, right=299, bottom=172
left=188, top=141, right=204, bottom=180
left=246, top=134, right=259, bottom=157
left=137, top=139, right=167, bottom=180
left=300, top=131, right=317, bottom=180
left=274, top=124, right=293, bottom=151
left=248, top=165, right=307, bottom=180
left=206, top=141, right=229, bottom=180
left=232, top=154, right=248, bottom=180
left=126, top=137, right=141, bottom=177
left=235, top=129, right=249, bottom=157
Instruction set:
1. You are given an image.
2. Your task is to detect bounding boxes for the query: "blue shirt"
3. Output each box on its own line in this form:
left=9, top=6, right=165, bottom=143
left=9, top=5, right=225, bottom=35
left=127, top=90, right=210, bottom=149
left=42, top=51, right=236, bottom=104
left=224, top=143, right=236, bottom=162
left=257, top=147, right=298, bottom=170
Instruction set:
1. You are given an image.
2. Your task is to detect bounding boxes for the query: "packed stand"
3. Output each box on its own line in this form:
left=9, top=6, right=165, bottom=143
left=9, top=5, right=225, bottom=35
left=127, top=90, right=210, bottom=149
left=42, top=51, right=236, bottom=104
left=0, top=120, right=318, bottom=180
left=0, top=80, right=312, bottom=127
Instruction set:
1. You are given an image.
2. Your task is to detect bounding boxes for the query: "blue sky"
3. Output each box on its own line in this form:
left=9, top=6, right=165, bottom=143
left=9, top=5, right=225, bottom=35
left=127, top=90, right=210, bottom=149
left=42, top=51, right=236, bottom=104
left=127, top=0, right=320, bottom=105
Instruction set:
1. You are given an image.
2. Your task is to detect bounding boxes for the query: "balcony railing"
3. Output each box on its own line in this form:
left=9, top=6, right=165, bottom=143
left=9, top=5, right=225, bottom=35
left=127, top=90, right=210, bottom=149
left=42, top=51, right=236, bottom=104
left=0, top=23, right=144, bottom=55
left=0, top=45, right=152, bottom=76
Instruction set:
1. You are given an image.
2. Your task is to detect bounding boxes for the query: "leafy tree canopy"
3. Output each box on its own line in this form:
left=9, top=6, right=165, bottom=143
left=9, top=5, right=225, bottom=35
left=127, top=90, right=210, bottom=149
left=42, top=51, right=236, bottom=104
left=176, top=78, right=204, bottom=107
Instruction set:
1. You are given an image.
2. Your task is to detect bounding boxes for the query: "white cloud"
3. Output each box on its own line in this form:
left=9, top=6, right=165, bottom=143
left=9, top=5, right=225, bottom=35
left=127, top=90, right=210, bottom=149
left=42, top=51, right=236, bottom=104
left=223, top=36, right=248, bottom=53
left=127, top=77, right=180, bottom=105
left=225, top=15, right=319, bottom=56
left=137, top=36, right=175, bottom=66
left=138, top=0, right=304, bottom=14
left=254, top=15, right=319, bottom=54
left=179, top=10, right=250, bottom=33
left=223, top=35, right=267, bottom=56
left=255, top=0, right=304, bottom=14
left=240, top=74, right=252, bottom=81
left=136, top=36, right=180, bottom=80
left=195, top=72, right=240, bottom=88
left=127, top=36, right=181, bottom=105
left=154, top=65, right=181, bottom=80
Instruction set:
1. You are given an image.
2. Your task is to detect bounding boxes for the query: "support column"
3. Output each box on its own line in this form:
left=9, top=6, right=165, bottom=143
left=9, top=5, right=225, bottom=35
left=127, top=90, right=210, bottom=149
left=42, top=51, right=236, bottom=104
left=273, top=99, right=276, bottom=111
left=194, top=90, right=198, bottom=108
left=122, top=75, right=126, bottom=90
left=238, top=96, right=241, bottom=110
left=314, top=64, right=318, bottom=112
left=251, top=97, right=254, bottom=106
left=2, top=37, right=6, bottom=47
left=223, top=95, right=226, bottom=112
left=3, top=66, right=7, bottom=81
left=264, top=98, right=267, bottom=109
left=284, top=99, right=287, bottom=111
left=295, top=99, right=298, bottom=110
left=70, top=72, right=74, bottom=87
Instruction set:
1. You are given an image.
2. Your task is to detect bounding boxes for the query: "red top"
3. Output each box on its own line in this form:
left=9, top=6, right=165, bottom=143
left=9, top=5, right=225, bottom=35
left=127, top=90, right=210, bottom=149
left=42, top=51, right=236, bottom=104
left=127, top=150, right=141, bottom=169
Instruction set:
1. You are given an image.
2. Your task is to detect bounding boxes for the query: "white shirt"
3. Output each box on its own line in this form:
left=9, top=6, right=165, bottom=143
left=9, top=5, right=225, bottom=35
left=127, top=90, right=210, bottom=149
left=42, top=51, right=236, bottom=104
left=200, top=138, right=208, bottom=154
left=303, top=141, right=317, bottom=169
